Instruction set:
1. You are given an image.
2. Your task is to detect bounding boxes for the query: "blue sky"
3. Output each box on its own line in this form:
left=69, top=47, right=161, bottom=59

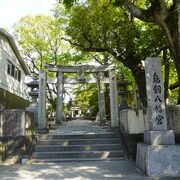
left=0, top=0, right=55, bottom=31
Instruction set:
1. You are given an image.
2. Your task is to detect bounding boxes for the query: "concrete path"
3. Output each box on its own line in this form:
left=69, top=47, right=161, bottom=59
left=0, top=161, right=151, bottom=180
left=0, top=120, right=177, bottom=180
left=51, top=119, right=108, bottom=135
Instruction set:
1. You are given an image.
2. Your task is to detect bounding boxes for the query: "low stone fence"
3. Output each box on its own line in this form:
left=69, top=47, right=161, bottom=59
left=0, top=110, right=35, bottom=163
left=119, top=109, right=148, bottom=134
left=166, top=105, right=180, bottom=138
left=119, top=105, right=180, bottom=158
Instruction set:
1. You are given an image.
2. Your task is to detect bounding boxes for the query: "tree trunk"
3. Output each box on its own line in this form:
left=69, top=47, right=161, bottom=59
left=131, top=67, right=147, bottom=108
left=118, top=55, right=147, bottom=107
left=125, top=0, right=180, bottom=102
left=162, top=2, right=180, bottom=104
left=163, top=5, right=180, bottom=91
left=163, top=49, right=170, bottom=104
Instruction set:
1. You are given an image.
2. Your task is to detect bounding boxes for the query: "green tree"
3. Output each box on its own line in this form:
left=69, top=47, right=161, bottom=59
left=73, top=84, right=99, bottom=116
left=56, top=1, right=168, bottom=107
left=14, top=15, right=68, bottom=71
left=14, top=13, right=105, bottom=110
left=118, top=0, right=180, bottom=102
left=13, top=15, right=69, bottom=109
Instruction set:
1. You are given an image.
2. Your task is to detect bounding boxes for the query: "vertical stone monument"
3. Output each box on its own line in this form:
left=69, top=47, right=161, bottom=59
left=38, top=70, right=47, bottom=129
left=136, top=57, right=180, bottom=177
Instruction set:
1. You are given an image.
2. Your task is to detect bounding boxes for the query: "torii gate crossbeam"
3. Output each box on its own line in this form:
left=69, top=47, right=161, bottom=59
left=44, top=64, right=118, bottom=128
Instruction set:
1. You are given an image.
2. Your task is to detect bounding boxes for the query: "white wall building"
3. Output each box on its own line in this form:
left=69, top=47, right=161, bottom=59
left=0, top=28, right=30, bottom=109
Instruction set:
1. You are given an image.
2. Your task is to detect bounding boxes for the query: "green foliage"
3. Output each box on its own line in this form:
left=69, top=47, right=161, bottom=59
left=53, top=2, right=71, bottom=20
left=73, top=84, right=98, bottom=116
left=59, top=0, right=76, bottom=8
left=66, top=2, right=137, bottom=56
left=167, top=61, right=178, bottom=104
left=61, top=0, right=171, bottom=106
left=64, top=0, right=168, bottom=63
left=113, top=0, right=125, bottom=7
left=113, top=0, right=173, bottom=9
left=12, top=0, right=179, bottom=111
left=135, top=20, right=168, bottom=59
left=13, top=14, right=94, bottom=72
left=13, top=15, right=68, bottom=70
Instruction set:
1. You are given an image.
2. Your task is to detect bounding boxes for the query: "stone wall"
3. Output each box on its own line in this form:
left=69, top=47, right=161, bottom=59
left=166, top=105, right=180, bottom=142
left=119, top=106, right=180, bottom=135
left=0, top=110, right=34, bottom=163
left=119, top=106, right=180, bottom=158
left=119, top=109, right=147, bottom=158
left=119, top=109, right=148, bottom=134
left=0, top=88, right=29, bottom=110
left=1, top=110, right=22, bottom=136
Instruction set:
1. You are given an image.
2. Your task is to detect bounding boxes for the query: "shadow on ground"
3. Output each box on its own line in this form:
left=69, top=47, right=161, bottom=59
left=0, top=160, right=179, bottom=180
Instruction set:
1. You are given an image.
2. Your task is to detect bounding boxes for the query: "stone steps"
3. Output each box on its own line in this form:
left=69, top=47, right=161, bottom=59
left=32, top=150, right=124, bottom=159
left=39, top=133, right=119, bottom=140
left=31, top=132, right=126, bottom=163
left=32, top=157, right=125, bottom=163
left=35, top=144, right=122, bottom=152
left=36, top=138, right=121, bottom=145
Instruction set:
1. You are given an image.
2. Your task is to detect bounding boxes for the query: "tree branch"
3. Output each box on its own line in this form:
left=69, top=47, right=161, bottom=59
left=124, top=0, right=155, bottom=22
left=62, top=37, right=108, bottom=52
left=124, top=0, right=169, bottom=25
left=82, top=32, right=93, bottom=48
left=113, top=31, right=127, bottom=58
left=46, top=82, right=57, bottom=109
left=154, top=45, right=169, bottom=56
left=25, top=53, right=39, bottom=73
left=169, top=81, right=179, bottom=90
left=90, top=53, right=103, bottom=65
left=108, top=48, right=126, bottom=62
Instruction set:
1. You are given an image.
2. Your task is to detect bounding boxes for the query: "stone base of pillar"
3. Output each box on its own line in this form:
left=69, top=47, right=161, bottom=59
left=26, top=106, right=38, bottom=127
left=144, top=130, right=175, bottom=145
left=56, top=120, right=62, bottom=125
left=136, top=143, right=180, bottom=177
left=56, top=112, right=65, bottom=125
left=35, top=128, right=49, bottom=134
left=100, top=118, right=106, bottom=126
left=110, top=121, right=119, bottom=128
left=56, top=117, right=65, bottom=125
left=109, top=126, right=117, bottom=131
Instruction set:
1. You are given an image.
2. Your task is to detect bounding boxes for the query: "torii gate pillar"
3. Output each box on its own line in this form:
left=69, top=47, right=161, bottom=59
left=97, top=72, right=106, bottom=125
left=38, top=70, right=47, bottom=129
left=56, top=71, right=64, bottom=124
left=109, top=70, right=119, bottom=128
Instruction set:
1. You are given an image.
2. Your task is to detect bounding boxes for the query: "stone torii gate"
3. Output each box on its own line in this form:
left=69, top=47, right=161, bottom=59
left=38, top=64, right=119, bottom=128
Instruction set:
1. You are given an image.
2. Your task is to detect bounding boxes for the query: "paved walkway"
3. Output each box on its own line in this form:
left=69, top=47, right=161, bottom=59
left=0, top=120, right=177, bottom=180
left=51, top=119, right=108, bottom=135
left=0, top=161, right=149, bottom=180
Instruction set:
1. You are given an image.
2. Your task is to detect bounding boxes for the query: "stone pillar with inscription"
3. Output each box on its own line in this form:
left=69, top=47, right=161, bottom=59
left=56, top=71, right=64, bottom=124
left=144, top=57, right=174, bottom=143
left=136, top=57, right=180, bottom=177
